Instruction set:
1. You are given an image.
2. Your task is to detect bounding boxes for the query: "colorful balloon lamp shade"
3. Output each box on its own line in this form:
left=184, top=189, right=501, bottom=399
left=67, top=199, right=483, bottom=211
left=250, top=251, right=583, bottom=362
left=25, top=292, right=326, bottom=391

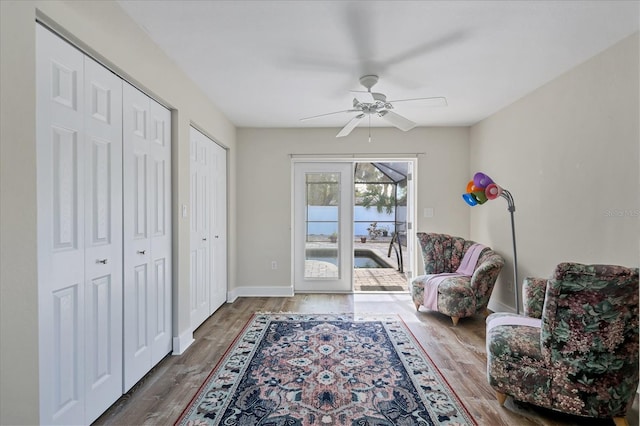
left=462, top=172, right=519, bottom=313
left=462, top=193, right=478, bottom=206
left=485, top=183, right=502, bottom=200
left=473, top=172, right=494, bottom=188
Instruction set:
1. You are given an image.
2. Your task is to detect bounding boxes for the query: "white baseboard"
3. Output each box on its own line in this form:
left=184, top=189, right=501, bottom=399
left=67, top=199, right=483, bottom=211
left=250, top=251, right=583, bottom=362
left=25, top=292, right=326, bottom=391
left=172, top=328, right=194, bottom=355
left=488, top=298, right=516, bottom=314
left=227, top=285, right=294, bottom=302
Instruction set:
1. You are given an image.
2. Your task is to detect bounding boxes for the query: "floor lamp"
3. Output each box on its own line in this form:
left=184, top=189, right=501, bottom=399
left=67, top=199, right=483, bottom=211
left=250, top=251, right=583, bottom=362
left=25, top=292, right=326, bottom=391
left=462, top=172, right=519, bottom=314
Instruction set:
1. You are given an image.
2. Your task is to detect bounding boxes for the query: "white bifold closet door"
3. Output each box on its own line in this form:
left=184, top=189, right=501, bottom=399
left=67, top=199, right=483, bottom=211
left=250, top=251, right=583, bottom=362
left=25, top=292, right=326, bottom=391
left=36, top=24, right=173, bottom=424
left=36, top=25, right=123, bottom=425
left=209, top=132, right=227, bottom=315
left=122, top=82, right=172, bottom=392
left=189, top=127, right=227, bottom=331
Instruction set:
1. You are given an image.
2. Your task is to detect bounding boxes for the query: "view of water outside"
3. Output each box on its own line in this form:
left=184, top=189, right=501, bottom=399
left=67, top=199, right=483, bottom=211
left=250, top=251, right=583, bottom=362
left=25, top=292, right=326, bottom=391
left=306, top=206, right=401, bottom=239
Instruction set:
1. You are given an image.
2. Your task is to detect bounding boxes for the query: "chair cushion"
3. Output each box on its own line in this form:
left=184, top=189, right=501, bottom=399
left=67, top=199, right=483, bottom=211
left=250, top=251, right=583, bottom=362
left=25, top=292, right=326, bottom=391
left=486, top=313, right=552, bottom=408
left=412, top=275, right=476, bottom=318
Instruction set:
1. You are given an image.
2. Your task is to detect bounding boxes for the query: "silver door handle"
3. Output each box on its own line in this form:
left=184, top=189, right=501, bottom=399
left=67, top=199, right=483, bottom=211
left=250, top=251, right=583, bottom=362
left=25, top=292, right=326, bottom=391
left=137, top=250, right=146, bottom=255
left=96, top=259, right=108, bottom=264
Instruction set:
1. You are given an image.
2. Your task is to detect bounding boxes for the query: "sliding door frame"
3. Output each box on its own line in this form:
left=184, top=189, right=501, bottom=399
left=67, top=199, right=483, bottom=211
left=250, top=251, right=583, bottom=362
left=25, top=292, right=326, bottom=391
left=291, top=156, right=417, bottom=293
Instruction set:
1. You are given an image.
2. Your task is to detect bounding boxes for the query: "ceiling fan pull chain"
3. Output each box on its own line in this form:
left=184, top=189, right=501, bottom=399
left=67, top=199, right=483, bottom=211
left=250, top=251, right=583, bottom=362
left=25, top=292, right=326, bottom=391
left=368, top=115, right=372, bottom=143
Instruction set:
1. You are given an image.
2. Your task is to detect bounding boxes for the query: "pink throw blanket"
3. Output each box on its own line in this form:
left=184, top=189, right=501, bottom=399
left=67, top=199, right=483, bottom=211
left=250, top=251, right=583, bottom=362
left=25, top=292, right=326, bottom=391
left=422, top=243, right=486, bottom=311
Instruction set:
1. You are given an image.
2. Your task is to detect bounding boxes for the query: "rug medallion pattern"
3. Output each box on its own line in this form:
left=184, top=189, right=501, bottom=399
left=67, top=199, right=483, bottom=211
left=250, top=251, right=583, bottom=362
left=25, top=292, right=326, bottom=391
left=177, top=313, right=475, bottom=425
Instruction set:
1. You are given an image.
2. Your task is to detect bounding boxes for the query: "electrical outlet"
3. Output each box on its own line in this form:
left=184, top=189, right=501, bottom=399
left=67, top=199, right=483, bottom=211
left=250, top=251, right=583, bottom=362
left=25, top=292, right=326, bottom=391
left=271, top=261, right=277, bottom=270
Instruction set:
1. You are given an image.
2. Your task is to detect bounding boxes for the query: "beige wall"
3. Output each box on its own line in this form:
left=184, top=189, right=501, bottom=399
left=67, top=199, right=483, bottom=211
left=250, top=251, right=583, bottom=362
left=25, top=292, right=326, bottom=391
left=0, top=2, right=39, bottom=423
left=235, top=127, right=470, bottom=291
left=0, top=1, right=236, bottom=423
left=470, top=32, right=640, bottom=312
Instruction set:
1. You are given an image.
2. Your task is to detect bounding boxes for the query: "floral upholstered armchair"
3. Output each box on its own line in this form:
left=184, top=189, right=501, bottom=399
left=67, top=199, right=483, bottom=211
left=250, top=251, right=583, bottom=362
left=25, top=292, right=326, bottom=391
left=486, top=263, right=639, bottom=426
left=411, top=232, right=504, bottom=325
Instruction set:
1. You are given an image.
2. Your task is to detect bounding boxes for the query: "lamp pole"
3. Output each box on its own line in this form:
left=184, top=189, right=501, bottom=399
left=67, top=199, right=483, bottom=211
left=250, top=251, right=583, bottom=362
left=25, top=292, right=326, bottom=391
left=500, top=189, right=519, bottom=314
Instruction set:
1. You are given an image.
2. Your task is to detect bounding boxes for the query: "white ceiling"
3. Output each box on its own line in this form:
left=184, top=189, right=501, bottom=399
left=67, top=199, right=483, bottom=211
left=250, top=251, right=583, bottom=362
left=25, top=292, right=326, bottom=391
left=117, top=0, right=639, bottom=129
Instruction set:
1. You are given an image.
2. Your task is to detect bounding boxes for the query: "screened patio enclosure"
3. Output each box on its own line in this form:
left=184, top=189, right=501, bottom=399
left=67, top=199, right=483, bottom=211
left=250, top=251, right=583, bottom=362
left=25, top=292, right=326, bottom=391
left=354, top=162, right=408, bottom=275
left=354, top=162, right=408, bottom=240
left=305, top=162, right=408, bottom=241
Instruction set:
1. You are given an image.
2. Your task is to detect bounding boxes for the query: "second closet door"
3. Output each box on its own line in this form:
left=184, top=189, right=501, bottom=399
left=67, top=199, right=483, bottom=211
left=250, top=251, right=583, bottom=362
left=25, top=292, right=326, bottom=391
left=122, top=83, right=172, bottom=392
left=189, top=127, right=227, bottom=331
left=190, top=127, right=212, bottom=328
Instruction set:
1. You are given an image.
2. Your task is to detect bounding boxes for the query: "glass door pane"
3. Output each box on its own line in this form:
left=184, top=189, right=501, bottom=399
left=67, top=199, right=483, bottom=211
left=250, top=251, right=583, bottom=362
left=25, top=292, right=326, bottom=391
left=305, top=172, right=340, bottom=279
left=293, top=162, right=352, bottom=292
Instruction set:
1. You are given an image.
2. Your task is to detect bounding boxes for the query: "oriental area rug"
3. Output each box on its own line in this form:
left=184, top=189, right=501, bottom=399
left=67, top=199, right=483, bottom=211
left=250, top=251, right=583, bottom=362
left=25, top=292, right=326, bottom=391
left=176, top=313, right=476, bottom=426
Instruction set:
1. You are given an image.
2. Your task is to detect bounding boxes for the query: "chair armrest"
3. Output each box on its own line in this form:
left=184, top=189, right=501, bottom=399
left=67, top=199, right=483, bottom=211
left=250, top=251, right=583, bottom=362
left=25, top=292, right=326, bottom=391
left=523, top=277, right=547, bottom=319
left=470, top=254, right=504, bottom=292
left=470, top=253, right=504, bottom=310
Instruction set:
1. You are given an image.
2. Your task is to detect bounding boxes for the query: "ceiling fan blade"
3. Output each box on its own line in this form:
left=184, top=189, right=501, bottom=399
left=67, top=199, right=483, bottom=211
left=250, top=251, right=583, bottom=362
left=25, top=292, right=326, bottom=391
left=386, top=96, right=448, bottom=107
left=336, top=114, right=365, bottom=138
left=350, top=90, right=375, bottom=103
left=379, top=110, right=416, bottom=132
left=300, top=109, right=361, bottom=121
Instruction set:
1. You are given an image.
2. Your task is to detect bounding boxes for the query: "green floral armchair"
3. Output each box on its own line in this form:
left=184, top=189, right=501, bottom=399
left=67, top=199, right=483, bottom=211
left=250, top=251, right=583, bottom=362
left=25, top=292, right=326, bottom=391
left=411, top=232, right=504, bottom=325
left=486, top=262, right=639, bottom=426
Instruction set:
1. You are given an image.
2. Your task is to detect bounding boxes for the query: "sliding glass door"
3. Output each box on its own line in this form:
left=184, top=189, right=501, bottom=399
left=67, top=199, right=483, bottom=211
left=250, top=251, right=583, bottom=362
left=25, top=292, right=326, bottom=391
left=293, top=162, right=353, bottom=292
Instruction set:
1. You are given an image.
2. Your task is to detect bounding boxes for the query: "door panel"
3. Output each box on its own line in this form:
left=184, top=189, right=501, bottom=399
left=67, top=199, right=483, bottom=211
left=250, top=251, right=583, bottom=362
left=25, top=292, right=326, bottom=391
left=37, top=25, right=86, bottom=425
left=123, top=83, right=172, bottom=391
left=293, top=162, right=353, bottom=292
left=133, top=153, right=148, bottom=238
left=123, top=84, right=152, bottom=390
left=190, top=127, right=227, bottom=330
left=210, top=141, right=227, bottom=312
left=190, top=128, right=211, bottom=328
left=83, top=56, right=123, bottom=424
left=148, top=101, right=172, bottom=364
left=51, top=126, right=80, bottom=251
left=51, top=285, right=82, bottom=417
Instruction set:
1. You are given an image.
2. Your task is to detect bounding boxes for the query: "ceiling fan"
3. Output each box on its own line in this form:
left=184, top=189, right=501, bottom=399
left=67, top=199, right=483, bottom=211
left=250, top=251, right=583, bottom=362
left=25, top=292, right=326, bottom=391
left=301, top=75, right=447, bottom=138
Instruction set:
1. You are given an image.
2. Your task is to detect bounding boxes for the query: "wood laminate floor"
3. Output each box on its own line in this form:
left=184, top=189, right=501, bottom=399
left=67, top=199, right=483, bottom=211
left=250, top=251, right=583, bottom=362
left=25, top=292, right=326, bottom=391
left=94, top=294, right=639, bottom=426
